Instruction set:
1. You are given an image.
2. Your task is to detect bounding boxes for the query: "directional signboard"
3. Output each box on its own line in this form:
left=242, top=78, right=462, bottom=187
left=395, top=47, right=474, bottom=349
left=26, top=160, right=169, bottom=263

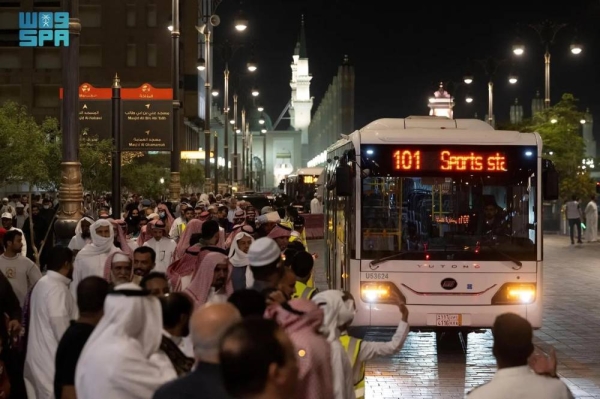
left=59, top=83, right=112, bottom=141
left=121, top=83, right=173, bottom=151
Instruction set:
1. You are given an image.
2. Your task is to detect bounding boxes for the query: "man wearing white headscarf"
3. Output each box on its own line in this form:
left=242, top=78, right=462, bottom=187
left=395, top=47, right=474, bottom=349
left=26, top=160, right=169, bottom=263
left=68, top=216, right=94, bottom=255
left=75, top=283, right=177, bottom=399
left=228, top=231, right=254, bottom=290
left=71, top=219, right=118, bottom=299
left=312, top=290, right=356, bottom=399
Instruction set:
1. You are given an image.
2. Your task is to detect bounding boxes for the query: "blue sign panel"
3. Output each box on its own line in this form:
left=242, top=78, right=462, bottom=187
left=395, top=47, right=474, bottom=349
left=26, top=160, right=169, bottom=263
left=19, top=12, right=70, bottom=47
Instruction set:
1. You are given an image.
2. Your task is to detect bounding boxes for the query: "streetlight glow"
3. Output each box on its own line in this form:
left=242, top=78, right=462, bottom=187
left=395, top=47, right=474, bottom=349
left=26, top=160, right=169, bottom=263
left=580, top=119, right=586, bottom=124
left=465, top=95, right=473, bottom=103
left=261, top=129, right=267, bottom=133
left=508, top=74, right=518, bottom=84
left=234, top=11, right=248, bottom=31
left=196, top=58, right=206, bottom=71
left=257, top=105, right=264, bottom=112
left=259, top=118, right=265, bottom=125
left=570, top=43, right=583, bottom=55
left=512, top=43, right=524, bottom=56
left=551, top=118, right=558, bottom=124
left=212, top=89, right=219, bottom=96
left=463, top=75, right=473, bottom=84
left=247, top=59, right=257, bottom=72
left=251, top=87, right=259, bottom=97
left=230, top=119, right=235, bottom=125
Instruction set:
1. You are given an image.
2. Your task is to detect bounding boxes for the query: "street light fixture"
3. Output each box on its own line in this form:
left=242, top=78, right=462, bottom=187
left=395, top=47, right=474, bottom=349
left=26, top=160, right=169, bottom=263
left=551, top=118, right=558, bottom=123
left=257, top=105, right=264, bottom=112
left=234, top=11, right=248, bottom=31
left=212, top=89, right=219, bottom=96
left=512, top=21, right=581, bottom=108
left=463, top=75, right=473, bottom=84
left=570, top=40, right=583, bottom=55
left=251, top=87, right=259, bottom=97
left=196, top=57, right=205, bottom=71
left=261, top=128, right=267, bottom=133
left=508, top=74, right=518, bottom=84
left=230, top=119, right=235, bottom=125
left=465, top=95, right=473, bottom=103
left=247, top=59, right=257, bottom=72
left=580, top=119, right=586, bottom=124
left=259, top=117, right=265, bottom=125
left=512, top=37, right=525, bottom=56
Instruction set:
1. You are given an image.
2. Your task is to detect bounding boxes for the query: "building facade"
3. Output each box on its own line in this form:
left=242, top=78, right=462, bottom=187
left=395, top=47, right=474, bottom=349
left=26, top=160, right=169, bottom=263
left=306, top=55, right=354, bottom=166
left=0, top=0, right=204, bottom=151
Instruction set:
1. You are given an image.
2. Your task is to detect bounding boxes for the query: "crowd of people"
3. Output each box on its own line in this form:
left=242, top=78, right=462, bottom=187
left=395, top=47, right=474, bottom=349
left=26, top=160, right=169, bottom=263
left=0, top=192, right=575, bottom=399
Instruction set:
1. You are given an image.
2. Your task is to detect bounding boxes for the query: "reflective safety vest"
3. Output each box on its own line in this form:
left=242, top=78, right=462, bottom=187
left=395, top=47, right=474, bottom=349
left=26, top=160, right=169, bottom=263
left=339, top=334, right=365, bottom=399
left=292, top=281, right=316, bottom=300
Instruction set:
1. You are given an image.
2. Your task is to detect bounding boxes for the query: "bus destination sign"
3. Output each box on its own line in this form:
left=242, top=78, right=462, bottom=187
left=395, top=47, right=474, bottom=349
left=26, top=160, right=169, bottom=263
left=392, top=149, right=507, bottom=172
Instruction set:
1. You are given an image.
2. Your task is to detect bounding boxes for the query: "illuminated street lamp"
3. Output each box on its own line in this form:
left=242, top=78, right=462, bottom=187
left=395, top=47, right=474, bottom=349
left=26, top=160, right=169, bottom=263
left=251, top=87, right=259, bottom=97
left=212, top=89, right=219, bottom=96
left=463, top=75, right=473, bottom=84
left=508, top=73, right=518, bottom=84
left=234, top=11, right=248, bottom=31
left=257, top=104, right=264, bottom=112
left=247, top=58, right=257, bottom=72
left=465, top=95, right=473, bottom=103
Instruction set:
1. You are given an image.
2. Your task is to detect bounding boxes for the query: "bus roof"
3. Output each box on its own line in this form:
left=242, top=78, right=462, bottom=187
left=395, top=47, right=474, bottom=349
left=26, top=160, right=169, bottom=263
left=327, top=117, right=541, bottom=151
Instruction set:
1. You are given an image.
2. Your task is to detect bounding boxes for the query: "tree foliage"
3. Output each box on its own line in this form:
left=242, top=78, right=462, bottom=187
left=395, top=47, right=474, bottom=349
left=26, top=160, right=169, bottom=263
left=0, top=101, right=52, bottom=190
left=511, top=94, right=595, bottom=200
left=180, top=161, right=205, bottom=193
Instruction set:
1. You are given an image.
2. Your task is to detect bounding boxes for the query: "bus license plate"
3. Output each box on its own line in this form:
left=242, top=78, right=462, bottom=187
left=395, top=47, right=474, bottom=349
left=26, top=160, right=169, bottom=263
left=436, top=314, right=462, bottom=326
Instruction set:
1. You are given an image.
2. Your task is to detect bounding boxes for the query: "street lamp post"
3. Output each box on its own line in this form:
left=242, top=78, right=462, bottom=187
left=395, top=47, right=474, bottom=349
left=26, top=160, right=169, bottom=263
left=512, top=21, right=582, bottom=109
left=241, top=108, right=246, bottom=188
left=233, top=93, right=239, bottom=187
left=170, top=0, right=181, bottom=203
left=463, top=58, right=517, bottom=127
left=55, top=0, right=84, bottom=245
left=223, top=68, right=230, bottom=187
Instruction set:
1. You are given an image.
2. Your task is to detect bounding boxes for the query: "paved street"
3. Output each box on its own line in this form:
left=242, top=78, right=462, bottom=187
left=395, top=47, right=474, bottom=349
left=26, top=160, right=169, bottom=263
left=311, top=235, right=600, bottom=398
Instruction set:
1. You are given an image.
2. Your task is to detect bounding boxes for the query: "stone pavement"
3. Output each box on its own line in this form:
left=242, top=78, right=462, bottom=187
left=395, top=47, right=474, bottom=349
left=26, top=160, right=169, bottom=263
left=311, top=235, right=600, bottom=398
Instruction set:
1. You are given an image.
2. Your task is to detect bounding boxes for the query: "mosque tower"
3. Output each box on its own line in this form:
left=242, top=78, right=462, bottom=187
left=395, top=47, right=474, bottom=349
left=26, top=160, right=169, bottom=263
left=289, top=15, right=313, bottom=164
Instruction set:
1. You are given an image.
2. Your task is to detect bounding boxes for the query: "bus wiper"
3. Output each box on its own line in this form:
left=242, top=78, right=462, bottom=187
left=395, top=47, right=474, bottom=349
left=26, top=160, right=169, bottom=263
left=482, top=243, right=522, bottom=267
left=369, top=252, right=408, bottom=267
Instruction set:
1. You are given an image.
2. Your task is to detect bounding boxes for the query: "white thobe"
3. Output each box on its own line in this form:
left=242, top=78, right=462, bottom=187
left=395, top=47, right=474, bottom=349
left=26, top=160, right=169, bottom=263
left=68, top=235, right=91, bottom=252
left=71, top=250, right=116, bottom=299
left=311, top=198, right=323, bottom=214
left=24, top=271, right=78, bottom=399
left=169, top=217, right=186, bottom=242
left=144, top=237, right=177, bottom=273
left=585, top=201, right=598, bottom=242
left=207, top=287, right=228, bottom=304
left=467, top=365, right=574, bottom=398
left=331, top=340, right=356, bottom=399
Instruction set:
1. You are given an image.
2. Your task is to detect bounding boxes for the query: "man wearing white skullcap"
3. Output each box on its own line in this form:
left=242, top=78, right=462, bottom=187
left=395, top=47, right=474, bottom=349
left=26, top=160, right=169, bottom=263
left=71, top=219, right=118, bottom=299
left=75, top=283, right=177, bottom=398
left=247, top=237, right=284, bottom=295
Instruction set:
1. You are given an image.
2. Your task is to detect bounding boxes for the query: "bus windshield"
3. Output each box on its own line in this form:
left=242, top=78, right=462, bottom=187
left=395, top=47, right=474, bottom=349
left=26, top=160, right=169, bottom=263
left=361, top=146, right=538, bottom=261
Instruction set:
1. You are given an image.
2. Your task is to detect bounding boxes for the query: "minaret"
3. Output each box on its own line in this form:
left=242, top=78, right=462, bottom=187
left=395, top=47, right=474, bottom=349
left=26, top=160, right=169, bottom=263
left=583, top=108, right=596, bottom=159
left=427, top=82, right=454, bottom=118
left=531, top=90, right=543, bottom=116
left=289, top=15, right=313, bottom=163
left=510, top=98, right=523, bottom=124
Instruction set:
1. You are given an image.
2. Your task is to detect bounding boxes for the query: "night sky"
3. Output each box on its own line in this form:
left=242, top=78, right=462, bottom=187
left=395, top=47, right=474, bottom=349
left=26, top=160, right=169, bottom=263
left=211, top=0, right=599, bottom=130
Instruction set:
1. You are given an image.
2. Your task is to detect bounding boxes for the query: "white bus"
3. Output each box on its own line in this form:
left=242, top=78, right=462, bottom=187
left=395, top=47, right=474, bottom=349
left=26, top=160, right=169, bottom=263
left=324, top=117, right=558, bottom=331
left=280, top=167, right=324, bottom=201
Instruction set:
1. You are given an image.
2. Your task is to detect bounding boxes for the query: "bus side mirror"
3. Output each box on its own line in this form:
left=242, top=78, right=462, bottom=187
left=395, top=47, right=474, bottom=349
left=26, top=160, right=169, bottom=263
left=542, top=159, right=559, bottom=201
left=335, top=165, right=352, bottom=196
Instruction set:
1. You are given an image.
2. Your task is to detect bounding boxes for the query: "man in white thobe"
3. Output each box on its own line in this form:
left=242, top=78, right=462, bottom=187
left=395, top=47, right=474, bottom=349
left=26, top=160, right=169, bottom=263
left=67, top=216, right=94, bottom=255
left=75, top=283, right=177, bottom=399
left=24, top=246, right=78, bottom=399
left=310, top=194, right=323, bottom=214
left=143, top=220, right=176, bottom=273
left=585, top=196, right=598, bottom=242
left=71, top=219, right=117, bottom=300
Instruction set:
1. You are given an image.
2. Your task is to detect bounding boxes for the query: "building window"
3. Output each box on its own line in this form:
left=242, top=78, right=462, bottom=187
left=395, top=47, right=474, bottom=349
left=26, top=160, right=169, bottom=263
left=0, top=1, right=20, bottom=8
left=146, top=5, right=157, bottom=27
left=0, top=85, right=20, bottom=104
left=80, top=5, right=101, bottom=28
left=147, top=44, right=156, bottom=67
left=33, top=84, right=59, bottom=108
left=34, top=48, right=61, bottom=69
left=0, top=47, right=20, bottom=68
left=126, top=44, right=136, bottom=67
left=126, top=5, right=136, bottom=27
left=80, top=45, right=102, bottom=67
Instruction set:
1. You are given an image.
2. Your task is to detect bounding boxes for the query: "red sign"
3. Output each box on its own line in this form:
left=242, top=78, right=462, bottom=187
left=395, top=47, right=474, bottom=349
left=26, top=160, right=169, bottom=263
left=122, top=83, right=172, bottom=100
left=59, top=83, right=112, bottom=99
left=393, top=149, right=507, bottom=172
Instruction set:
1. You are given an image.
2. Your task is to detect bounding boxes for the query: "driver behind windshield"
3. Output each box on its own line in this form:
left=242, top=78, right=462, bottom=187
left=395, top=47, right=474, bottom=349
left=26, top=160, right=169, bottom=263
left=469, top=197, right=510, bottom=237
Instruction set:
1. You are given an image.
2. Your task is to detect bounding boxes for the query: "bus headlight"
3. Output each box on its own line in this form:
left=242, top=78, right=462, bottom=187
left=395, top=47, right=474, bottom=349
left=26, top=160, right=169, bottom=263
left=491, top=283, right=536, bottom=305
left=360, top=282, right=405, bottom=304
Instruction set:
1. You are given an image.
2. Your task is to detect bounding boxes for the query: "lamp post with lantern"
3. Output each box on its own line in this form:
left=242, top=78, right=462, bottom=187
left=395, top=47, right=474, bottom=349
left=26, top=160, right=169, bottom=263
left=512, top=20, right=582, bottom=109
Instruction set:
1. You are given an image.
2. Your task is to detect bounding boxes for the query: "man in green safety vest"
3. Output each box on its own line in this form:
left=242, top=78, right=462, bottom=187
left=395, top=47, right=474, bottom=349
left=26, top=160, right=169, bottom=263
left=289, top=250, right=317, bottom=300
left=339, top=290, right=409, bottom=399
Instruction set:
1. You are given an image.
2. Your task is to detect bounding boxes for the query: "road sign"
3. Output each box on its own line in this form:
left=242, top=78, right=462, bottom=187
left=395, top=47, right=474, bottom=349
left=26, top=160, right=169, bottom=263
left=121, top=83, right=173, bottom=151
left=60, top=83, right=112, bottom=141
